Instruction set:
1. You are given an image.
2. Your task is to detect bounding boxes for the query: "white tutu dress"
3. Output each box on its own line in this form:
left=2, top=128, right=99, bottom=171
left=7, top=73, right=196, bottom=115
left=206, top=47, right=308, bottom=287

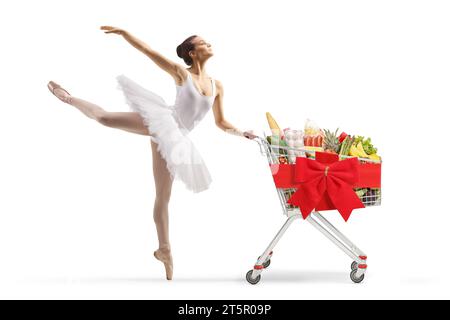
left=116, top=71, right=215, bottom=193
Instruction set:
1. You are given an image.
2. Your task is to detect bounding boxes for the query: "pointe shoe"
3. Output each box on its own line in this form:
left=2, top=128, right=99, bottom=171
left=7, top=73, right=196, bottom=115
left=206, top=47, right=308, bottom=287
left=47, top=80, right=72, bottom=103
left=154, top=248, right=173, bottom=280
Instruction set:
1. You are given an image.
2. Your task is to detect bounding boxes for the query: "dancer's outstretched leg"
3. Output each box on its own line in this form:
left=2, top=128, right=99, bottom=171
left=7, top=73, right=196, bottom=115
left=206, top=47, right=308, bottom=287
left=47, top=81, right=150, bottom=136
left=151, top=140, right=174, bottom=280
left=48, top=81, right=174, bottom=279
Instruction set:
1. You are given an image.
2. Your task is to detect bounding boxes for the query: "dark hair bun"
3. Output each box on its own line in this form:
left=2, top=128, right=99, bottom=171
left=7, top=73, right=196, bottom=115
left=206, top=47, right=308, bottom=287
left=176, top=45, right=183, bottom=58
left=176, top=35, right=197, bottom=66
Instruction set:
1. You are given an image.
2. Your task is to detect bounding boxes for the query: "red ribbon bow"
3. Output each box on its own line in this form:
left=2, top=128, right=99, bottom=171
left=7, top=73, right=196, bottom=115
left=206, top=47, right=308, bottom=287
left=287, top=156, right=365, bottom=221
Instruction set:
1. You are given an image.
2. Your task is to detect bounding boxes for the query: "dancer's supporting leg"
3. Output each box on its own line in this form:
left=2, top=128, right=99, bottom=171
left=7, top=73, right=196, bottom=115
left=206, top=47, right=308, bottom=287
left=151, top=140, right=174, bottom=280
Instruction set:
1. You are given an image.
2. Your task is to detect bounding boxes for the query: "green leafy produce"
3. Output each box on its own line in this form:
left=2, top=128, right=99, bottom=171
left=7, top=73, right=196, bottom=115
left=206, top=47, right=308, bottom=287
left=352, top=135, right=377, bottom=155
left=362, top=137, right=377, bottom=155
left=353, top=135, right=364, bottom=146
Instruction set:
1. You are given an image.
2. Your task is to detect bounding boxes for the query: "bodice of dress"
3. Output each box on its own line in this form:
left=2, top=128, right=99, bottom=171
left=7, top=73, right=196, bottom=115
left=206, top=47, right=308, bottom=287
left=172, top=72, right=216, bottom=132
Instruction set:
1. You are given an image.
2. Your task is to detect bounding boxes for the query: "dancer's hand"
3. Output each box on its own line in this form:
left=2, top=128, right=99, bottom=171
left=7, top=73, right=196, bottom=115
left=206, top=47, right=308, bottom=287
left=243, top=130, right=258, bottom=140
left=100, top=26, right=127, bottom=36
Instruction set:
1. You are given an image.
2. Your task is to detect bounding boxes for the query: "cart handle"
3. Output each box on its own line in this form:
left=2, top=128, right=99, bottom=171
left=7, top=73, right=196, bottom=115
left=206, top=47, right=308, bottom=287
left=251, top=135, right=271, bottom=155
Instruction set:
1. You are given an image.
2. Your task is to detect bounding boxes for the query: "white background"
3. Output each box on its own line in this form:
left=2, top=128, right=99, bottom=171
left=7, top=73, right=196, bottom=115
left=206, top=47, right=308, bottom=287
left=1, top=0, right=449, bottom=299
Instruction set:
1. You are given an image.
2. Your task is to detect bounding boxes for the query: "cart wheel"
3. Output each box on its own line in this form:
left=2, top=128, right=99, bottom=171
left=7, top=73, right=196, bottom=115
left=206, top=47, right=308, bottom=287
left=246, top=270, right=261, bottom=285
left=351, top=261, right=358, bottom=271
left=350, top=269, right=365, bottom=283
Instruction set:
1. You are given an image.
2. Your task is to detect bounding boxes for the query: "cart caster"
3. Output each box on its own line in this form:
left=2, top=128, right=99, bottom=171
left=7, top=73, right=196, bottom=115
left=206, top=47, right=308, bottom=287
left=258, top=253, right=272, bottom=269
left=246, top=270, right=261, bottom=285
left=258, top=256, right=271, bottom=269
left=352, top=256, right=367, bottom=271
left=350, top=269, right=365, bottom=283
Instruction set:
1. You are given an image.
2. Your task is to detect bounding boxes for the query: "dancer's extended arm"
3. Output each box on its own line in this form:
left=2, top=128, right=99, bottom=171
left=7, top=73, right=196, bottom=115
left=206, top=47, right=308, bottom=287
left=101, top=26, right=183, bottom=80
left=212, top=80, right=257, bottom=139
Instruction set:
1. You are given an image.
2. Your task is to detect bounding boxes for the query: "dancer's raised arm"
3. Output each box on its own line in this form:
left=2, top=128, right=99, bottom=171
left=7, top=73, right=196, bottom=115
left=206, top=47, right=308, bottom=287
left=101, top=26, right=182, bottom=80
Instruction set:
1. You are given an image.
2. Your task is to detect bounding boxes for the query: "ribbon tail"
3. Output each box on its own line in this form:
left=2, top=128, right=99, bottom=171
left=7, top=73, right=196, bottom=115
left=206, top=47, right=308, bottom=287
left=327, top=177, right=365, bottom=222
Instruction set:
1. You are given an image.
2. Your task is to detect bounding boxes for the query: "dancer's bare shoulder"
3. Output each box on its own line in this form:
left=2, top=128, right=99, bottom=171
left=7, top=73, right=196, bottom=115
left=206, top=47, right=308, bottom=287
left=214, top=79, right=223, bottom=93
left=172, top=65, right=190, bottom=86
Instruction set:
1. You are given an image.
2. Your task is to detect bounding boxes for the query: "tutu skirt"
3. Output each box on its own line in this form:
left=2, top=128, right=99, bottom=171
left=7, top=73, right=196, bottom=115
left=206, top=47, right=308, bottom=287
left=116, top=74, right=212, bottom=193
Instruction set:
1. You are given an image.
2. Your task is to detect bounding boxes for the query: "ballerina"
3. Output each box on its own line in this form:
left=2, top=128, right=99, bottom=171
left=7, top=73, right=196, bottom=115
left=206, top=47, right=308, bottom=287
left=47, top=26, right=257, bottom=280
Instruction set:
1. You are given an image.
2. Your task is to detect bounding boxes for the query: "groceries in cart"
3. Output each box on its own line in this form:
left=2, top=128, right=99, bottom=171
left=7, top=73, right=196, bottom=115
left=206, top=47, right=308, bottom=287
left=265, top=112, right=382, bottom=163
left=264, top=112, right=382, bottom=210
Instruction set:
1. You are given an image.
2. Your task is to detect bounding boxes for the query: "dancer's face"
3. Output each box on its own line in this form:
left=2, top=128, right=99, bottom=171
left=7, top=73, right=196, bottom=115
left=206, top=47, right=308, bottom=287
left=190, top=37, right=213, bottom=62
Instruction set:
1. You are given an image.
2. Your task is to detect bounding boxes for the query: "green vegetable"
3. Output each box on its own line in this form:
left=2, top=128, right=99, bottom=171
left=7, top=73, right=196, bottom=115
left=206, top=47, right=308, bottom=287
left=339, top=136, right=354, bottom=156
left=353, top=136, right=364, bottom=146
left=355, top=188, right=368, bottom=198
left=267, top=135, right=288, bottom=156
left=339, top=137, right=347, bottom=155
left=362, top=137, right=377, bottom=155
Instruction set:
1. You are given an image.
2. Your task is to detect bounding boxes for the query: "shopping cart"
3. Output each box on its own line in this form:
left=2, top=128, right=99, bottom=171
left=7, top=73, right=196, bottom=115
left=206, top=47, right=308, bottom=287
left=245, top=134, right=382, bottom=285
